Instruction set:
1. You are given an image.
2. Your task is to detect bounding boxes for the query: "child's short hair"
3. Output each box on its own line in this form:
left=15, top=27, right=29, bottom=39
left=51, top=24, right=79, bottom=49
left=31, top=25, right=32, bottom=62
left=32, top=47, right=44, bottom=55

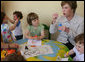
left=1, top=12, right=6, bottom=24
left=74, top=33, right=84, bottom=45
left=3, top=52, right=26, bottom=61
left=13, top=11, right=23, bottom=19
left=27, top=12, right=39, bottom=25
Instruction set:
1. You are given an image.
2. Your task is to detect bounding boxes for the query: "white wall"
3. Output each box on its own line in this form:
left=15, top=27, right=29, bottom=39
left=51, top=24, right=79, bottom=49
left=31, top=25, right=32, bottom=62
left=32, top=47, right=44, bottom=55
left=1, top=1, right=84, bottom=39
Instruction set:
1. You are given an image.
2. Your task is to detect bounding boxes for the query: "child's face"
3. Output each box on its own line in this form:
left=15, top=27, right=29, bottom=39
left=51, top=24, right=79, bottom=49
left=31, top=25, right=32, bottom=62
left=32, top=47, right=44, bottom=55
left=75, top=42, right=84, bottom=54
left=13, top=14, right=19, bottom=21
left=32, top=19, right=39, bottom=27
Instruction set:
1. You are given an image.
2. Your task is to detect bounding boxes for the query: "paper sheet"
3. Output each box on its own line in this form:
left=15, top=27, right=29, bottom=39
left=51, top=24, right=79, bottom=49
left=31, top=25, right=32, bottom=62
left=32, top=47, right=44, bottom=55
left=27, top=39, right=41, bottom=46
left=61, top=58, right=68, bottom=61
left=19, top=44, right=53, bottom=59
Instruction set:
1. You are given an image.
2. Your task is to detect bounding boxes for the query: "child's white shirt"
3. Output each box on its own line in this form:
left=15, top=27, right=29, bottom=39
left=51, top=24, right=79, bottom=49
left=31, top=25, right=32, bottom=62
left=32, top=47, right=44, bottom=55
left=73, top=47, right=84, bottom=61
left=13, top=22, right=23, bottom=36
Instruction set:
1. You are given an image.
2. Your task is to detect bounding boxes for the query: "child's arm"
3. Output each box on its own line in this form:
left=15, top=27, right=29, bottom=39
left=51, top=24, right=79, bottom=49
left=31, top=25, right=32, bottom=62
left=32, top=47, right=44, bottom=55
left=1, top=42, right=19, bottom=48
left=24, top=29, right=33, bottom=39
left=24, top=29, right=45, bottom=40
left=64, top=49, right=74, bottom=57
left=9, top=19, right=19, bottom=31
left=5, top=15, right=15, bottom=24
left=37, top=30, right=45, bottom=40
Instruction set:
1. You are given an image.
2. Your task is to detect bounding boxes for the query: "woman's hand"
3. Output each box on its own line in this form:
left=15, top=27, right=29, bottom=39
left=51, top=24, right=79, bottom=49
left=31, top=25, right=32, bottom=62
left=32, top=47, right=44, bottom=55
left=58, top=26, right=69, bottom=33
left=65, top=27, right=69, bottom=33
left=52, top=13, right=58, bottom=24
left=9, top=43, right=19, bottom=48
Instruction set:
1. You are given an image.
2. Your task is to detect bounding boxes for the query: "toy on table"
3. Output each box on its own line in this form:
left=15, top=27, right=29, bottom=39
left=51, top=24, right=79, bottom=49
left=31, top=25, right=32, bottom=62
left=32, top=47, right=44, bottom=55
left=1, top=50, right=7, bottom=59
left=30, top=45, right=36, bottom=47
left=56, top=55, right=68, bottom=61
left=32, top=35, right=38, bottom=38
left=56, top=56, right=61, bottom=61
left=66, top=52, right=69, bottom=56
left=30, top=35, right=38, bottom=39
left=27, top=37, right=42, bottom=47
left=58, top=23, right=62, bottom=32
left=25, top=46, right=28, bottom=50
left=1, top=49, right=16, bottom=59
left=7, top=49, right=16, bottom=55
left=58, top=23, right=65, bottom=32
left=61, top=57, right=68, bottom=61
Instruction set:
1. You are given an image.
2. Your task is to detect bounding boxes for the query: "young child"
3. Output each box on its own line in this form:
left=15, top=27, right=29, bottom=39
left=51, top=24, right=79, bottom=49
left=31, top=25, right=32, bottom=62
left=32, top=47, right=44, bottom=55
left=13, top=11, right=23, bottom=40
left=64, top=33, right=84, bottom=61
left=25, top=12, right=45, bottom=40
left=1, top=12, right=19, bottom=43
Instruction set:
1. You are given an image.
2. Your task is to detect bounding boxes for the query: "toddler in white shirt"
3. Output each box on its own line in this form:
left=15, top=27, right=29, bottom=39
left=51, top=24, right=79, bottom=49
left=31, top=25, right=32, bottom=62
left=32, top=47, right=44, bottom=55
left=64, top=33, right=84, bottom=61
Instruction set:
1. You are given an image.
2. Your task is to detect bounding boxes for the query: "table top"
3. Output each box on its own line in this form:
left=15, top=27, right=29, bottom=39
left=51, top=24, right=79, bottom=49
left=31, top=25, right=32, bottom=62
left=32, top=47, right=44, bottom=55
left=14, top=39, right=73, bottom=61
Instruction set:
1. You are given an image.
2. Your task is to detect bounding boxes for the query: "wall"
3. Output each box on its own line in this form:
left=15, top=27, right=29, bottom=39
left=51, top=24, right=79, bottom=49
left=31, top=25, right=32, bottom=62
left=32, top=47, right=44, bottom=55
left=1, top=1, right=84, bottom=39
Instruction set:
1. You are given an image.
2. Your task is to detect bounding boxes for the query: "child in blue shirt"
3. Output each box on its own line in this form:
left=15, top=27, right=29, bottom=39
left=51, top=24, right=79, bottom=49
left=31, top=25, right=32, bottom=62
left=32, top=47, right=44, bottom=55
left=13, top=11, right=23, bottom=40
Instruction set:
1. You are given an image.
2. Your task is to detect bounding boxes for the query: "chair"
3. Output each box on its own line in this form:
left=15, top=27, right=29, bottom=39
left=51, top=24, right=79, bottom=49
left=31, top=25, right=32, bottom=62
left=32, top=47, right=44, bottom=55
left=42, top=24, right=51, bottom=39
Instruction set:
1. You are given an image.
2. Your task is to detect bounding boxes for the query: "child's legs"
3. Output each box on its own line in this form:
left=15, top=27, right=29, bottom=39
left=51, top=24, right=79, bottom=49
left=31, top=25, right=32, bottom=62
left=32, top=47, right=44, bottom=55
left=15, top=35, right=23, bottom=41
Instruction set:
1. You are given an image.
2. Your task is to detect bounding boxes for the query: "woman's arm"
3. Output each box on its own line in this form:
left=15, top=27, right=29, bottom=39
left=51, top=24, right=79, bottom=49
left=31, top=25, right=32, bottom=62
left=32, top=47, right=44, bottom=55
left=76, top=20, right=84, bottom=36
left=49, top=23, right=58, bottom=34
left=49, top=13, right=58, bottom=34
left=68, top=18, right=84, bottom=37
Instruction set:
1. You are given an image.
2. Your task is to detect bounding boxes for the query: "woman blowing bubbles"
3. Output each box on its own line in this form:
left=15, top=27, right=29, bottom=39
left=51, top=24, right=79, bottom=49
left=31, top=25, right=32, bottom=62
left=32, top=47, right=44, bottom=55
left=49, top=1, right=84, bottom=50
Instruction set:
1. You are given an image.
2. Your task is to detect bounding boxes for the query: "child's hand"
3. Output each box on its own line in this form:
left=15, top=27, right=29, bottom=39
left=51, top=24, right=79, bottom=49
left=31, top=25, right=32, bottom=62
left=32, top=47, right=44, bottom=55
left=64, top=54, right=67, bottom=57
left=36, top=36, right=41, bottom=40
left=33, top=37, right=41, bottom=40
left=29, top=36, right=41, bottom=40
left=64, top=52, right=69, bottom=57
left=14, top=19, right=19, bottom=25
left=16, top=18, right=19, bottom=22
